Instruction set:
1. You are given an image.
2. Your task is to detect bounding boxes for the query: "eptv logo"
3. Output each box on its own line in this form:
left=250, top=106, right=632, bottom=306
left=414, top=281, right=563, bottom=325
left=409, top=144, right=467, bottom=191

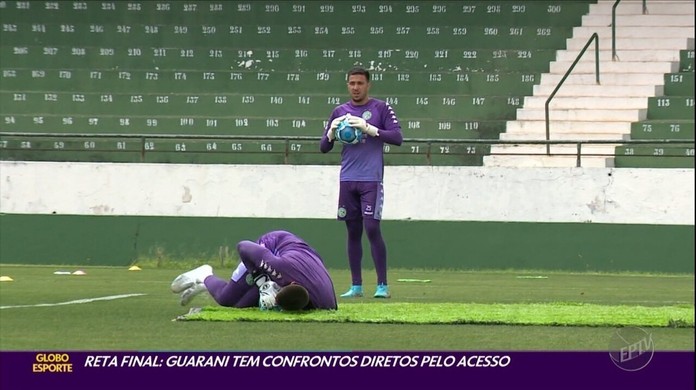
left=608, top=327, right=654, bottom=371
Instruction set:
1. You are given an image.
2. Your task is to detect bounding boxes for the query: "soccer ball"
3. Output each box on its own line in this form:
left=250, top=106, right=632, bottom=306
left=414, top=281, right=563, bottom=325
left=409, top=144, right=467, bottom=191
left=334, top=119, right=363, bottom=145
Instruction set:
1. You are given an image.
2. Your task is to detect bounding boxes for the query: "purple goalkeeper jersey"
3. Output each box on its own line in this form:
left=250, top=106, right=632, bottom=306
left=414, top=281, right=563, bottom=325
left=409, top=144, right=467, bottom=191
left=241, top=230, right=337, bottom=310
left=320, top=98, right=403, bottom=182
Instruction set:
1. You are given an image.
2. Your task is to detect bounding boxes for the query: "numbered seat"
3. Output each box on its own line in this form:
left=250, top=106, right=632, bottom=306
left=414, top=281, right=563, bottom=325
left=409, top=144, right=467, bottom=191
left=618, top=49, right=694, bottom=168
left=427, top=141, right=489, bottom=166
left=0, top=134, right=142, bottom=163
left=0, top=46, right=559, bottom=73
left=0, top=1, right=591, bottom=26
left=646, top=97, right=695, bottom=120
left=388, top=95, right=521, bottom=121
left=285, top=140, right=340, bottom=165
left=375, top=72, right=538, bottom=95
left=630, top=120, right=695, bottom=140
left=614, top=143, right=695, bottom=168
left=398, top=119, right=508, bottom=139
left=140, top=138, right=291, bottom=165
left=664, top=72, right=695, bottom=97
left=1, top=0, right=595, bottom=166
left=679, top=49, right=694, bottom=72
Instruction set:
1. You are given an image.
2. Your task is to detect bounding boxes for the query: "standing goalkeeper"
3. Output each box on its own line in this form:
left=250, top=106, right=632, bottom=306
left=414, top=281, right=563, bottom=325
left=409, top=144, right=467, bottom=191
left=171, top=230, right=337, bottom=311
left=320, top=66, right=403, bottom=299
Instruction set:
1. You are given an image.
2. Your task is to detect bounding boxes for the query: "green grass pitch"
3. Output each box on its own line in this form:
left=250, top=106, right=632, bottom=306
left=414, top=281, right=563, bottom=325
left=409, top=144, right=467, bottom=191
left=0, top=265, right=693, bottom=351
left=181, top=302, right=693, bottom=328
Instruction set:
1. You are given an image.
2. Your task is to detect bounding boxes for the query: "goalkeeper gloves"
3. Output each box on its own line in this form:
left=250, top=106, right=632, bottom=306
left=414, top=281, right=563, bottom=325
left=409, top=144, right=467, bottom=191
left=347, top=116, right=379, bottom=137
left=326, top=114, right=347, bottom=141
left=254, top=274, right=281, bottom=311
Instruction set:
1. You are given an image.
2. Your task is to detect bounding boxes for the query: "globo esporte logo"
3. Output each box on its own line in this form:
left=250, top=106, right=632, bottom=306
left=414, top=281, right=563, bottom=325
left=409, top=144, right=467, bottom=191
left=33, top=353, right=73, bottom=373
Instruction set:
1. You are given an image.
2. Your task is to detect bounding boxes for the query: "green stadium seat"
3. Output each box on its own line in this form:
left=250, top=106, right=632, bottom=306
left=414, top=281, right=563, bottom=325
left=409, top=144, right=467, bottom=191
left=1, top=22, right=573, bottom=50
left=285, top=139, right=341, bottom=165
left=0, top=1, right=591, bottom=26
left=646, top=97, right=695, bottom=120
left=630, top=120, right=695, bottom=140
left=428, top=141, right=489, bottom=166
left=2, top=68, right=542, bottom=98
left=140, top=138, right=281, bottom=164
left=385, top=94, right=522, bottom=120
left=1, top=90, right=526, bottom=121
left=1, top=0, right=595, bottom=166
left=0, top=113, right=512, bottom=140
left=664, top=72, right=695, bottom=97
left=2, top=20, right=576, bottom=51
left=398, top=119, right=508, bottom=139
left=0, top=46, right=558, bottom=73
left=382, top=140, right=430, bottom=165
left=618, top=57, right=694, bottom=168
left=0, top=134, right=143, bottom=163
left=614, top=155, right=695, bottom=169
left=679, top=49, right=694, bottom=72
left=614, top=141, right=695, bottom=169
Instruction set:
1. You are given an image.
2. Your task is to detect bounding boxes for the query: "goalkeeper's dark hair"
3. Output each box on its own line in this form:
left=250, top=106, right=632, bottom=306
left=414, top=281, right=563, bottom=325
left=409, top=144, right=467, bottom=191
left=276, top=284, right=310, bottom=311
left=347, top=66, right=370, bottom=81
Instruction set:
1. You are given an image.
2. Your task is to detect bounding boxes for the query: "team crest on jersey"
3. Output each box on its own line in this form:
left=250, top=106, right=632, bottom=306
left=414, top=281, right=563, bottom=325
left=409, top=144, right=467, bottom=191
left=362, top=111, right=372, bottom=120
left=337, top=207, right=347, bottom=218
left=245, top=274, right=255, bottom=286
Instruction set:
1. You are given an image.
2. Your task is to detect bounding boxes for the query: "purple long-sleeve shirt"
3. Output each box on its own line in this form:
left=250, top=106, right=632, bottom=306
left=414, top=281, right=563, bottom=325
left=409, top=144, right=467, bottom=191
left=236, top=230, right=337, bottom=310
left=320, top=98, right=403, bottom=182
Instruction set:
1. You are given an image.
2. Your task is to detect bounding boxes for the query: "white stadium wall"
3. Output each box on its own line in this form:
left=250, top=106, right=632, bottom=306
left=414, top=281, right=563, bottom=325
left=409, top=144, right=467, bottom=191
left=0, top=161, right=693, bottom=272
left=1, top=161, right=693, bottom=225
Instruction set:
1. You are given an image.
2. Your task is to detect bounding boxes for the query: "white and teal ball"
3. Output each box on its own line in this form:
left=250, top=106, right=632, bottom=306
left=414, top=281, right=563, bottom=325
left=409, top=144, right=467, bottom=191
left=335, top=119, right=363, bottom=145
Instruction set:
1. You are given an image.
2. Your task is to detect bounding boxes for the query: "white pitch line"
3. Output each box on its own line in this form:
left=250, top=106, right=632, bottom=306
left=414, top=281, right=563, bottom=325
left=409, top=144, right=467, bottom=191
left=0, top=293, right=146, bottom=309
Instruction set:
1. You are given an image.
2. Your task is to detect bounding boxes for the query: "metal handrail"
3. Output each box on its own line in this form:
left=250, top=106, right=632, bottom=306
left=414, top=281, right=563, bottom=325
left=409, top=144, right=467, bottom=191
left=545, top=33, right=600, bottom=154
left=1, top=132, right=692, bottom=168
left=612, top=0, right=621, bottom=61
left=2, top=132, right=693, bottom=145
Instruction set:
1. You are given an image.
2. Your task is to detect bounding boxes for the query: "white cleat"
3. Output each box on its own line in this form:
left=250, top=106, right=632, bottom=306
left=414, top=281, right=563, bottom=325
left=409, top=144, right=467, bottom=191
left=180, top=282, right=208, bottom=306
left=171, top=265, right=213, bottom=293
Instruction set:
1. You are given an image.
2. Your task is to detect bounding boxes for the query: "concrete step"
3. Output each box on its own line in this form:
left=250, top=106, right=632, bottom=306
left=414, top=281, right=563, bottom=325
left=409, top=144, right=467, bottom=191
left=539, top=72, right=666, bottom=86
left=490, top=143, right=618, bottom=155
left=565, top=37, right=691, bottom=51
left=589, top=1, right=695, bottom=16
left=582, top=14, right=695, bottom=27
left=499, top=132, right=628, bottom=141
left=555, top=49, right=682, bottom=62
left=523, top=96, right=647, bottom=110
left=532, top=84, right=661, bottom=97
left=571, top=26, right=695, bottom=40
left=483, top=155, right=614, bottom=168
left=516, top=108, right=646, bottom=122
left=549, top=60, right=677, bottom=74
left=505, top=121, right=631, bottom=135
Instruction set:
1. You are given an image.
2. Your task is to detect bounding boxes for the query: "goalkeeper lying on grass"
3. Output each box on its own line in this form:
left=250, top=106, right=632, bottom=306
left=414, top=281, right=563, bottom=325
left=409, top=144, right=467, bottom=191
left=171, top=230, right=338, bottom=311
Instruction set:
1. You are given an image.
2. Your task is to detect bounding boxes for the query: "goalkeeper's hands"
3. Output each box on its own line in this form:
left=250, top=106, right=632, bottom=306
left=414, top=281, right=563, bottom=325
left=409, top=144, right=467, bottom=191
left=258, top=281, right=281, bottom=311
left=347, top=116, right=379, bottom=137
left=326, top=114, right=348, bottom=141
left=255, top=274, right=282, bottom=311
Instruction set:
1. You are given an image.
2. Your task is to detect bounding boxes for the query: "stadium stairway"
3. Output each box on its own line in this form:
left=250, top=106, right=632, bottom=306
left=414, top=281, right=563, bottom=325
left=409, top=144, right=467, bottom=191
left=484, top=0, right=695, bottom=168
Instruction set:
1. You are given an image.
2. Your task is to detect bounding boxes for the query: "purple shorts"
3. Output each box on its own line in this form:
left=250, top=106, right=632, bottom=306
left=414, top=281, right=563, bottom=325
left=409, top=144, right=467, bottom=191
left=337, top=181, right=384, bottom=221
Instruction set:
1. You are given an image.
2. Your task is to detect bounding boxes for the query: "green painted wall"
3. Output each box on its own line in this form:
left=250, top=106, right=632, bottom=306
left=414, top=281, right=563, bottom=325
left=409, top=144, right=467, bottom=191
left=1, top=214, right=692, bottom=273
